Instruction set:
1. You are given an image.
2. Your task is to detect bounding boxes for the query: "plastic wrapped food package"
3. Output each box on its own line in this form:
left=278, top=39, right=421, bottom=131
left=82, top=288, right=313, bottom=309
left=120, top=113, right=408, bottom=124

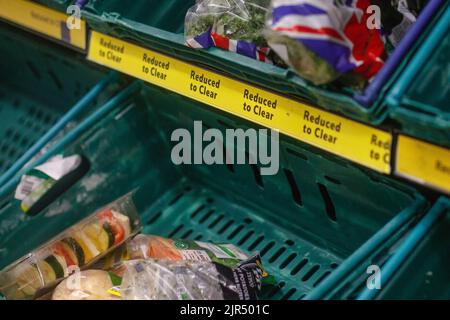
left=265, top=0, right=426, bottom=87
left=185, top=0, right=275, bottom=63
left=14, top=154, right=89, bottom=215
left=265, top=0, right=387, bottom=87
left=185, top=0, right=427, bottom=88
left=120, top=256, right=264, bottom=300
left=0, top=194, right=141, bottom=300
left=89, top=235, right=274, bottom=300
left=128, top=235, right=249, bottom=267
left=95, top=235, right=274, bottom=284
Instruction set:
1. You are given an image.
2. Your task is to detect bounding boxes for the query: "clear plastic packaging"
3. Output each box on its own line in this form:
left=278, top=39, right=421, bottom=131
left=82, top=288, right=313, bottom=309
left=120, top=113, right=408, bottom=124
left=120, top=256, right=263, bottom=300
left=0, top=194, right=141, bottom=300
left=185, top=0, right=275, bottom=63
left=94, top=235, right=275, bottom=288
left=128, top=235, right=250, bottom=268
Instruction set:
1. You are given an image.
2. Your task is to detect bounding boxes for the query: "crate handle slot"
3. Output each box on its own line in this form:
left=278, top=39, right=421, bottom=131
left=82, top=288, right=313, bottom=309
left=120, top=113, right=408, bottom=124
left=284, top=169, right=303, bottom=206
left=318, top=183, right=337, bottom=222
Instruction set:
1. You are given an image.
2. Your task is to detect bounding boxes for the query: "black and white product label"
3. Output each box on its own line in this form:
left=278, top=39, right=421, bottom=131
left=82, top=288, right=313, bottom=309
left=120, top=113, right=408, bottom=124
left=214, top=263, right=261, bottom=300
left=14, top=155, right=82, bottom=201
left=14, top=175, right=45, bottom=200
left=181, top=250, right=212, bottom=262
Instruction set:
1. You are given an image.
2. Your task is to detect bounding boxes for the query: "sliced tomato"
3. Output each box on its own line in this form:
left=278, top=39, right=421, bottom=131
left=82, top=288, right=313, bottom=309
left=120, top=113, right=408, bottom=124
left=98, top=209, right=125, bottom=245
left=111, top=221, right=125, bottom=245
left=53, top=242, right=77, bottom=267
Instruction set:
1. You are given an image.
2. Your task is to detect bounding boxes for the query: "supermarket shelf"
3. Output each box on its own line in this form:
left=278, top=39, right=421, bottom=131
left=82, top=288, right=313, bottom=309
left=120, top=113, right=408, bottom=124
left=0, top=3, right=449, bottom=300
left=0, top=0, right=86, bottom=51
left=0, top=8, right=448, bottom=195
left=0, top=79, right=426, bottom=299
left=395, top=135, right=450, bottom=195
left=87, top=31, right=393, bottom=174
left=77, top=0, right=444, bottom=125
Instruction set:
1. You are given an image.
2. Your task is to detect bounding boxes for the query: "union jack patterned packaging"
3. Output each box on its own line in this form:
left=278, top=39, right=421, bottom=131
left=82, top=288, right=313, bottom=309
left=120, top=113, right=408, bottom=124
left=265, top=0, right=390, bottom=86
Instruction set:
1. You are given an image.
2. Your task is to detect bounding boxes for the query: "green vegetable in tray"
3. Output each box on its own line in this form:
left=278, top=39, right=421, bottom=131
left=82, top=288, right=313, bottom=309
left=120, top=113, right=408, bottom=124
left=185, top=0, right=272, bottom=47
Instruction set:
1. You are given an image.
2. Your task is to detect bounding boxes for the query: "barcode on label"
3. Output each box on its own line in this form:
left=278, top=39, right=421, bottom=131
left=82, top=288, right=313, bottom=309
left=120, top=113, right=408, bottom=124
left=181, top=250, right=211, bottom=262
left=196, top=241, right=248, bottom=260
left=14, top=175, right=44, bottom=200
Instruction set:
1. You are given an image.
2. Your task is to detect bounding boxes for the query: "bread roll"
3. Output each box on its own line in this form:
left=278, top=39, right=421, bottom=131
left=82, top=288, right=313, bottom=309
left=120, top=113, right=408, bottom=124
left=52, top=270, right=119, bottom=300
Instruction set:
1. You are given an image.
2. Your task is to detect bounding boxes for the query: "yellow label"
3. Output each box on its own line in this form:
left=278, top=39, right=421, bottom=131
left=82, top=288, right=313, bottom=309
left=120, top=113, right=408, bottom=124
left=396, top=135, right=450, bottom=194
left=107, top=287, right=121, bottom=297
left=87, top=31, right=392, bottom=173
left=0, top=0, right=86, bottom=49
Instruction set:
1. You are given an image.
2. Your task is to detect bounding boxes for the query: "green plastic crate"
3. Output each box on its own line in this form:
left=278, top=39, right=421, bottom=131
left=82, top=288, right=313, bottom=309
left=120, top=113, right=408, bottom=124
left=73, top=0, right=444, bottom=124
left=361, top=197, right=450, bottom=300
left=388, top=3, right=450, bottom=148
left=305, top=197, right=450, bottom=300
left=0, top=78, right=427, bottom=299
left=0, top=22, right=117, bottom=177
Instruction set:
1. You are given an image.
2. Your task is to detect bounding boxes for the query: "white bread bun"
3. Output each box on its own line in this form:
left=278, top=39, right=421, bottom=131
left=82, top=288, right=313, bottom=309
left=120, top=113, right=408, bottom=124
left=52, top=270, right=119, bottom=300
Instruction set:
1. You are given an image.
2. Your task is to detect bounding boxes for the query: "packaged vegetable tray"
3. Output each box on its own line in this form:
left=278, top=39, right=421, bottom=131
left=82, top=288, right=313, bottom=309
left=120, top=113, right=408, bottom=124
left=0, top=194, right=141, bottom=300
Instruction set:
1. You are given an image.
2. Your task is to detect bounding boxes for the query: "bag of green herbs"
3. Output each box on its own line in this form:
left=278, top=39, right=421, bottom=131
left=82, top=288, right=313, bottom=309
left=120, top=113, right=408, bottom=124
left=185, top=0, right=276, bottom=63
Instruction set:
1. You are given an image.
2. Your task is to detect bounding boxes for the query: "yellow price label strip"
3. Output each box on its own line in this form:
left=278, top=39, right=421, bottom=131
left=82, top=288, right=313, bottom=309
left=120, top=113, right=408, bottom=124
left=87, top=31, right=392, bottom=173
left=0, top=0, right=86, bottom=50
left=396, top=135, right=450, bottom=194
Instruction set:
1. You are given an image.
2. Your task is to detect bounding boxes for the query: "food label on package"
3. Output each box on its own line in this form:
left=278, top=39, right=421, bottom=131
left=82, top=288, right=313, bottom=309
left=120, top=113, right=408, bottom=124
left=396, top=135, right=450, bottom=194
left=0, top=0, right=86, bottom=50
left=15, top=175, right=46, bottom=201
left=14, top=155, right=82, bottom=212
left=181, top=250, right=212, bottom=262
left=87, top=31, right=392, bottom=173
left=34, top=155, right=81, bottom=180
left=196, top=241, right=247, bottom=260
left=106, top=272, right=123, bottom=297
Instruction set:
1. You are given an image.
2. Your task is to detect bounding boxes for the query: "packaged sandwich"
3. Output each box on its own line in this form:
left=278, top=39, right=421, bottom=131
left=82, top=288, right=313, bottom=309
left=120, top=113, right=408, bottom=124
left=0, top=194, right=141, bottom=300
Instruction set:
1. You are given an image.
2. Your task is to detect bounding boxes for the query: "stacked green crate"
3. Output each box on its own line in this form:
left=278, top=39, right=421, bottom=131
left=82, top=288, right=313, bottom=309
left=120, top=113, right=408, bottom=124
left=388, top=3, right=450, bottom=148
left=78, top=0, right=444, bottom=124
left=0, top=82, right=427, bottom=299
left=0, top=22, right=114, bottom=176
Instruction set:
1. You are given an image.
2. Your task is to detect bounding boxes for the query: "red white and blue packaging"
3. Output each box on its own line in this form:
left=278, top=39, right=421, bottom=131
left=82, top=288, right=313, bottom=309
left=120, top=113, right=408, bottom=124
left=186, top=28, right=273, bottom=64
left=267, top=0, right=388, bottom=83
